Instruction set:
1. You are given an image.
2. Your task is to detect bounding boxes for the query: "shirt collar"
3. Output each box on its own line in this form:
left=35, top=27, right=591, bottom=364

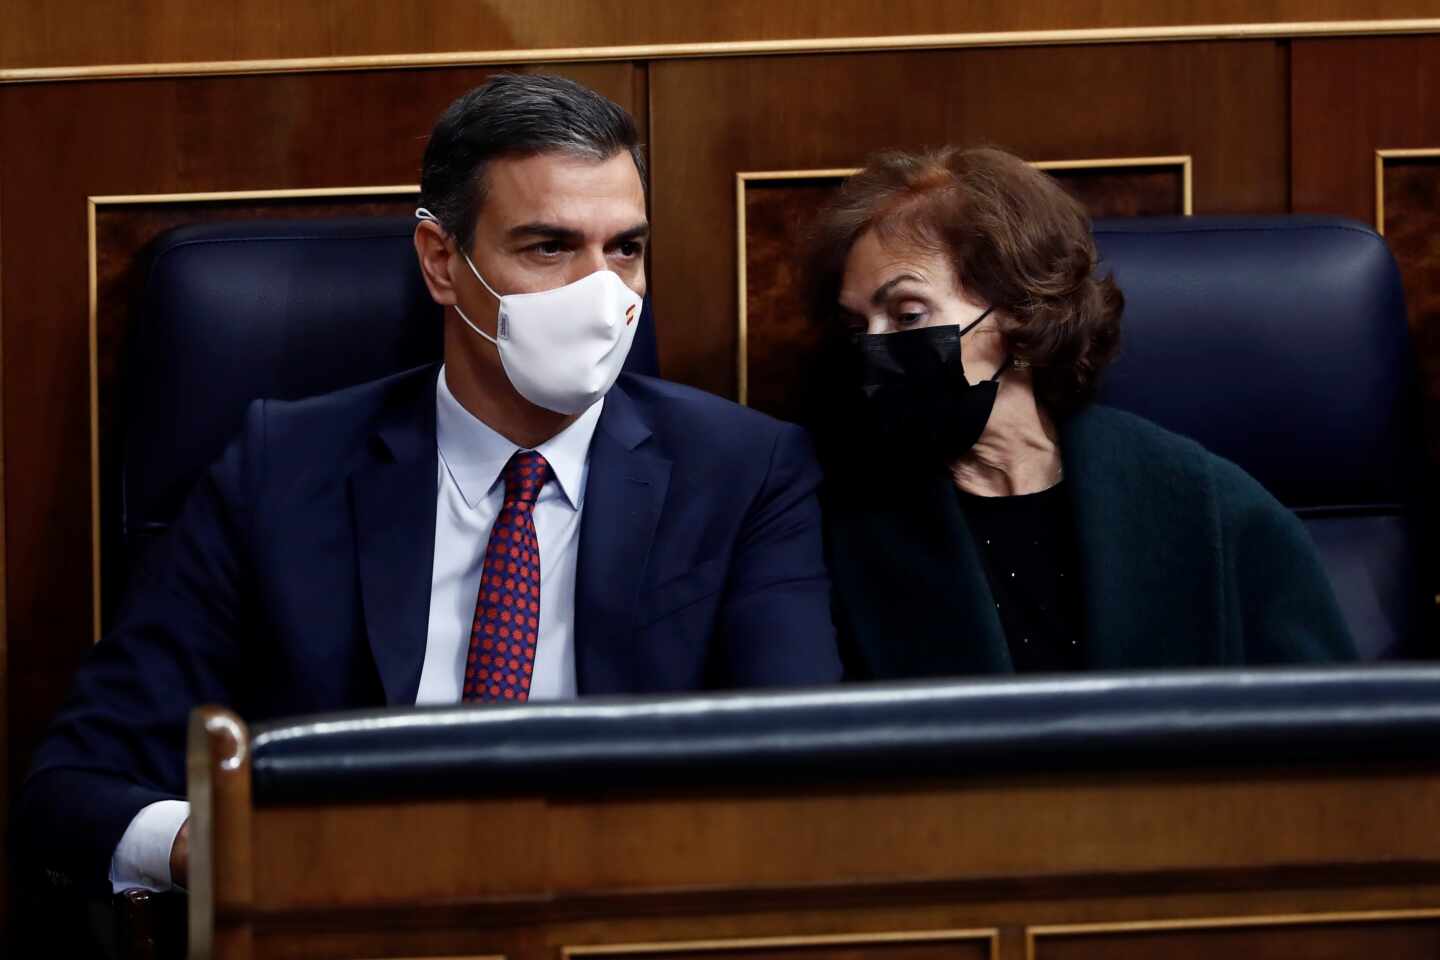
left=435, top=365, right=602, bottom=511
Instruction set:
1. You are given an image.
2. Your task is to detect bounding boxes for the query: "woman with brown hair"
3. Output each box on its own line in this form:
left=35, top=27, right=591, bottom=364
left=808, top=146, right=1354, bottom=678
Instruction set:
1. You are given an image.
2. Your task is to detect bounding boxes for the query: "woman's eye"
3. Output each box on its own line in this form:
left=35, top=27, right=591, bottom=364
left=891, top=299, right=929, bottom=326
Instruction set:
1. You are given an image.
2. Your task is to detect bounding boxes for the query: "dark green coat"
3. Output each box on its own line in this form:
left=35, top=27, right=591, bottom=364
left=825, top=405, right=1357, bottom=678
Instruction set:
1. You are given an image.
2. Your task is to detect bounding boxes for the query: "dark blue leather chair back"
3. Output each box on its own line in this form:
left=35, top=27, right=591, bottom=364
left=123, top=216, right=660, bottom=562
left=1092, top=216, right=1426, bottom=659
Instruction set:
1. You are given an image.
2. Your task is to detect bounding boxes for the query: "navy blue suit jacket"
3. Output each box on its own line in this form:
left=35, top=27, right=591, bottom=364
left=18, top=364, right=841, bottom=890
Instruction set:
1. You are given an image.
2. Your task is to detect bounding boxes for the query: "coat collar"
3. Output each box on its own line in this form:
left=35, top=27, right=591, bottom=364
left=828, top=463, right=1011, bottom=680
left=831, top=404, right=1225, bottom=678
left=1060, top=405, right=1225, bottom=668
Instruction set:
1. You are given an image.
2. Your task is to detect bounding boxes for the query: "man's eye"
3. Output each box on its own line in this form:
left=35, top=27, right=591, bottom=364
left=533, top=241, right=565, bottom=256
left=616, top=241, right=644, bottom=258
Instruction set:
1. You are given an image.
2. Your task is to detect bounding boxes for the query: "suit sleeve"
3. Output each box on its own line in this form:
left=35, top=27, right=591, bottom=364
left=1224, top=468, right=1358, bottom=664
left=13, top=401, right=264, bottom=893
left=716, top=423, right=843, bottom=687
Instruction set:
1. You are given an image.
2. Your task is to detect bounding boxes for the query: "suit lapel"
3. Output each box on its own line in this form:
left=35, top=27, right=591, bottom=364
left=350, top=367, right=440, bottom=705
left=1062, top=407, right=1224, bottom=667
left=574, top=383, right=672, bottom=694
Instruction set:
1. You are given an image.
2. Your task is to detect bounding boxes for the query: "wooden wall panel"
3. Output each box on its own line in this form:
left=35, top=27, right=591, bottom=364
left=4, top=1, right=1440, bottom=72
left=0, top=84, right=7, bottom=933
left=562, top=934, right=996, bottom=960
left=1030, top=916, right=1440, bottom=959
left=1292, top=37, right=1440, bottom=221
left=1292, top=36, right=1440, bottom=457
left=651, top=41, right=1288, bottom=398
left=0, top=62, right=638, bottom=811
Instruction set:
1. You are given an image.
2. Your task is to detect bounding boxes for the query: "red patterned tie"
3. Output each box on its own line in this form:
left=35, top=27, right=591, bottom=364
left=463, top=450, right=549, bottom=702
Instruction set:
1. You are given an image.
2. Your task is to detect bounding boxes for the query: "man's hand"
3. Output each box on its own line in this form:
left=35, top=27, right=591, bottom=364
left=169, top=818, right=190, bottom=889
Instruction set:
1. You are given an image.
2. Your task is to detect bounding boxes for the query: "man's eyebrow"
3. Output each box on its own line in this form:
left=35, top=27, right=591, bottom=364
left=871, top=273, right=923, bottom=306
left=609, top=222, right=650, bottom=244
left=506, top=222, right=585, bottom=244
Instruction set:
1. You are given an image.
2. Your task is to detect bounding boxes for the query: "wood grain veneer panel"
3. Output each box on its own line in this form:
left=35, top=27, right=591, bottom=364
left=740, top=177, right=833, bottom=420
left=1046, top=165, right=1186, bottom=218
left=0, top=61, right=638, bottom=804
left=654, top=40, right=1283, bottom=398
left=1380, top=154, right=1440, bottom=460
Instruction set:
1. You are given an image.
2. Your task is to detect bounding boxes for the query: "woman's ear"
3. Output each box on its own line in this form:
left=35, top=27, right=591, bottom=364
left=413, top=220, right=459, bottom=306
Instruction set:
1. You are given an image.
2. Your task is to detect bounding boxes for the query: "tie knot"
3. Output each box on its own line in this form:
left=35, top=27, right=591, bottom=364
left=502, top=450, right=550, bottom=505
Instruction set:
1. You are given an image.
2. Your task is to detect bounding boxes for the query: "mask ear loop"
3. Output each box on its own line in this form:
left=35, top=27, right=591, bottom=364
left=957, top=305, right=1011, bottom=383
left=957, top=305, right=995, bottom=338
left=416, top=207, right=504, bottom=344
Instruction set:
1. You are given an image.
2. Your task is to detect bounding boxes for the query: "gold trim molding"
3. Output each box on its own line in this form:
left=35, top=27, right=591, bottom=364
left=565, top=928, right=1000, bottom=960
left=1374, top=147, right=1440, bottom=235
left=1024, top=907, right=1440, bottom=960
left=735, top=155, right=1192, bottom=406
left=86, top=184, right=419, bottom=641
left=5, top=19, right=1440, bottom=83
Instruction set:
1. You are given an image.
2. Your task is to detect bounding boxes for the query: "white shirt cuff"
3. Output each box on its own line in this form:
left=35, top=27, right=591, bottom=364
left=109, top=799, right=190, bottom=893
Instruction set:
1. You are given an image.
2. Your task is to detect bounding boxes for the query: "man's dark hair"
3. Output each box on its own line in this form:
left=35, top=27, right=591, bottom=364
left=418, top=73, right=646, bottom=250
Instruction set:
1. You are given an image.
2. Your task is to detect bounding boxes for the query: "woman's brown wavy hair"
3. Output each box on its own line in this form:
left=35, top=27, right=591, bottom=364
left=806, top=146, right=1124, bottom=417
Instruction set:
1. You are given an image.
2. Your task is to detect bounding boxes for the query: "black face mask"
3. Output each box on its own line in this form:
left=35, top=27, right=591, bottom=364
left=852, top=307, right=1007, bottom=465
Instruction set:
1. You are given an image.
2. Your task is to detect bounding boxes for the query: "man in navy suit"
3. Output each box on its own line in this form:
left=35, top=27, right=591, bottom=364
left=17, top=74, right=840, bottom=895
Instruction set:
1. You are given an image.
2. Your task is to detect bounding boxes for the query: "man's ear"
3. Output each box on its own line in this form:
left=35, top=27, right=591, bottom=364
left=414, top=220, right=458, bottom=306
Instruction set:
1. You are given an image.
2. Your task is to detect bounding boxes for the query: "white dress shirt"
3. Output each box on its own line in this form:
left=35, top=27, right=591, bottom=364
left=110, top=365, right=599, bottom=891
left=417, top=365, right=598, bottom=701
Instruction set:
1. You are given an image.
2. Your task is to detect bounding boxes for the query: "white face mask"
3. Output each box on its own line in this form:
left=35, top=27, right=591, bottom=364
left=416, top=207, right=643, bottom=415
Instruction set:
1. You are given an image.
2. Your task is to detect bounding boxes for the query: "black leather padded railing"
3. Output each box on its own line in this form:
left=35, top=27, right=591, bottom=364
left=250, top=666, right=1440, bottom=805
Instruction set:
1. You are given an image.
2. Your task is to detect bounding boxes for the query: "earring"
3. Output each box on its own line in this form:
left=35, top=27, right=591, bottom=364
left=1013, top=357, right=1031, bottom=369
